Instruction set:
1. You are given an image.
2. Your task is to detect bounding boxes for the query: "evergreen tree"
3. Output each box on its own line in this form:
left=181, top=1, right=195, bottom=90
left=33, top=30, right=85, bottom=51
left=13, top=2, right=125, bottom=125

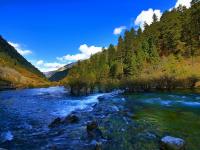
left=123, top=30, right=136, bottom=77
left=152, top=13, right=158, bottom=23
left=110, top=62, right=123, bottom=79
left=107, top=44, right=116, bottom=66
left=116, top=36, right=125, bottom=64
left=143, top=22, right=149, bottom=30
left=191, top=0, right=200, bottom=5
left=137, top=27, right=142, bottom=36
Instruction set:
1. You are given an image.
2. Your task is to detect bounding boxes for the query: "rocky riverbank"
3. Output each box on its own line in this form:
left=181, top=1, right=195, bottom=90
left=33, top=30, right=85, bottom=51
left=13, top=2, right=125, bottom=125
left=0, top=80, right=15, bottom=91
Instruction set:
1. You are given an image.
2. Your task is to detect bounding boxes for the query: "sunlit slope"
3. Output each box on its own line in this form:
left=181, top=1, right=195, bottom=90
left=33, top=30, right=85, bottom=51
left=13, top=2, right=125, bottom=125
left=0, top=36, right=49, bottom=89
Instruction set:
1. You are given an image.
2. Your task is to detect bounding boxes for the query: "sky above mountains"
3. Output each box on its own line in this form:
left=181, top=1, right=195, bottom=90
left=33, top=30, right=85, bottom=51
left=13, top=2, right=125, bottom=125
left=0, top=0, right=192, bottom=72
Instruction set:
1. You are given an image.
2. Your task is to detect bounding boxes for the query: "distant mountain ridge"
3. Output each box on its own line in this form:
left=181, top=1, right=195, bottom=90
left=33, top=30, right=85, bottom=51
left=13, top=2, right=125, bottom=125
left=0, top=36, right=49, bottom=89
left=44, top=63, right=76, bottom=82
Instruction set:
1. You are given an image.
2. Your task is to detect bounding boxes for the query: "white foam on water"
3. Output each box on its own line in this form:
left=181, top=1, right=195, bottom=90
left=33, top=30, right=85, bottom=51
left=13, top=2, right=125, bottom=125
left=178, top=101, right=200, bottom=107
left=1, top=131, right=14, bottom=142
left=195, top=97, right=200, bottom=100
left=52, top=94, right=104, bottom=117
left=144, top=98, right=172, bottom=106
left=143, top=96, right=200, bottom=108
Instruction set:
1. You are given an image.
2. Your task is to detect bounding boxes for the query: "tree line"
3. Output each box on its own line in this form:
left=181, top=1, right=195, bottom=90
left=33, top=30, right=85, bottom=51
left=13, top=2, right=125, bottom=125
left=61, top=1, right=200, bottom=95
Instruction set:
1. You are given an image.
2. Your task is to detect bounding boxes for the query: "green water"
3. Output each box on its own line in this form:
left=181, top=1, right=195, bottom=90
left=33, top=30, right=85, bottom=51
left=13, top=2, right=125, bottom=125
left=125, top=92, right=200, bottom=150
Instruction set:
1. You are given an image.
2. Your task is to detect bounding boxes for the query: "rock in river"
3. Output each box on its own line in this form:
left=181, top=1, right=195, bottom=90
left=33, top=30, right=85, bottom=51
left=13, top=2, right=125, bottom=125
left=87, top=121, right=103, bottom=139
left=48, top=114, right=79, bottom=128
left=48, top=117, right=62, bottom=128
left=160, top=136, right=185, bottom=150
left=90, top=140, right=102, bottom=150
left=63, top=114, right=79, bottom=124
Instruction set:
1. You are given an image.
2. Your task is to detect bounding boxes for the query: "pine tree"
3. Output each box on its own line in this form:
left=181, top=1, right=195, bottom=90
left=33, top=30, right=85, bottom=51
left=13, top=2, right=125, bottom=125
left=137, top=27, right=142, bottom=36
left=152, top=13, right=158, bottom=23
left=143, top=22, right=149, bottom=30
left=116, top=36, right=125, bottom=64
left=107, top=44, right=116, bottom=67
left=110, top=62, right=123, bottom=79
left=191, top=0, right=200, bottom=5
left=123, top=30, right=136, bottom=77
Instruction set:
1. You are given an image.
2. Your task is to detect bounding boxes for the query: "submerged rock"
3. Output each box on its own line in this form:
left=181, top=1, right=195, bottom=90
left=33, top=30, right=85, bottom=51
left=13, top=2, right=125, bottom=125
left=87, top=121, right=98, bottom=131
left=48, top=114, right=79, bottom=128
left=90, top=140, right=102, bottom=150
left=64, top=114, right=79, bottom=124
left=123, top=111, right=135, bottom=118
left=160, top=136, right=185, bottom=150
left=87, top=121, right=103, bottom=139
left=48, top=117, right=62, bottom=128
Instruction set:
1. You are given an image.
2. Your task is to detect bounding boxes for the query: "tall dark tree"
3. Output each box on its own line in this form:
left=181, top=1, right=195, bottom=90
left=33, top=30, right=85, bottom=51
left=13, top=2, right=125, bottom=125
left=116, top=36, right=125, bottom=64
left=107, top=44, right=116, bottom=66
left=152, top=13, right=158, bottom=23
left=143, top=22, right=149, bottom=30
left=191, top=0, right=200, bottom=5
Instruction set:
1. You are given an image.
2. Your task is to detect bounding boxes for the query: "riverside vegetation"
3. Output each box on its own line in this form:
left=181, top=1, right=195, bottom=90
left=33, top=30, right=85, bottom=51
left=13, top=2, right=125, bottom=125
left=60, top=1, right=200, bottom=95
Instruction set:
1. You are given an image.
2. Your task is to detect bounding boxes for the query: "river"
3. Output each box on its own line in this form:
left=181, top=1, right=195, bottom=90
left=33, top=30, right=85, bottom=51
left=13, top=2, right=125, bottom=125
left=0, top=87, right=200, bottom=150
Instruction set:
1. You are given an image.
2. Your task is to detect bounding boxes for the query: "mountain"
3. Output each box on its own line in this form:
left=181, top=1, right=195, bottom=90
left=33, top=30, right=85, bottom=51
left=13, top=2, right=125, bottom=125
left=45, top=63, right=76, bottom=82
left=0, top=36, right=49, bottom=90
left=44, top=71, right=56, bottom=78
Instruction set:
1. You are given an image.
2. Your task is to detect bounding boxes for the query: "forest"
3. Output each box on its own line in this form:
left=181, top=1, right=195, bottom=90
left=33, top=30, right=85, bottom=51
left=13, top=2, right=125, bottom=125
left=61, top=1, right=200, bottom=95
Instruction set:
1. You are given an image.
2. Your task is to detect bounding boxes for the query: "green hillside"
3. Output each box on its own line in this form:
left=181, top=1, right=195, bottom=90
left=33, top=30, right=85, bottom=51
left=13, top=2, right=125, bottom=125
left=48, top=63, right=76, bottom=82
left=61, top=1, right=200, bottom=95
left=0, top=36, right=49, bottom=89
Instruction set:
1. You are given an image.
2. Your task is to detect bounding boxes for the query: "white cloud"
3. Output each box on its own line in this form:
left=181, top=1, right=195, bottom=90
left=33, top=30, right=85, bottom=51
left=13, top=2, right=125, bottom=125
left=57, top=44, right=103, bottom=62
left=8, top=41, right=32, bottom=56
left=134, top=8, right=162, bottom=30
left=175, top=0, right=192, bottom=8
left=36, top=60, right=44, bottom=65
left=43, top=62, right=65, bottom=68
left=113, top=26, right=126, bottom=35
left=33, top=60, right=66, bottom=72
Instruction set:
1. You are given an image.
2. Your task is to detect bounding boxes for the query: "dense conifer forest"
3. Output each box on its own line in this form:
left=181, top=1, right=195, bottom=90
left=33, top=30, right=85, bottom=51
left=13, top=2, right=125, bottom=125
left=61, top=1, right=200, bottom=95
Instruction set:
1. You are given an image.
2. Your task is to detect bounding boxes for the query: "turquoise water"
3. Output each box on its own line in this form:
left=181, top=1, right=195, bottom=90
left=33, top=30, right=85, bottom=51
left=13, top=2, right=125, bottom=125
left=125, top=92, right=200, bottom=150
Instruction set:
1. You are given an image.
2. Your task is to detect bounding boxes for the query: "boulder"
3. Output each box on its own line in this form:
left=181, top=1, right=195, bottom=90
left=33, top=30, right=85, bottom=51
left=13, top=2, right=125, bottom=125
left=64, top=114, right=79, bottom=124
left=91, top=140, right=102, bottom=150
left=49, top=114, right=80, bottom=128
left=87, top=121, right=98, bottom=131
left=48, top=117, right=62, bottom=128
left=160, top=136, right=185, bottom=150
left=87, top=121, right=103, bottom=139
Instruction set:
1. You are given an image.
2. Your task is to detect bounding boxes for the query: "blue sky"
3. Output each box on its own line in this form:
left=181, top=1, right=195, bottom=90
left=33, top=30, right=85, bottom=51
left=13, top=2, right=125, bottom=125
left=0, top=0, right=191, bottom=72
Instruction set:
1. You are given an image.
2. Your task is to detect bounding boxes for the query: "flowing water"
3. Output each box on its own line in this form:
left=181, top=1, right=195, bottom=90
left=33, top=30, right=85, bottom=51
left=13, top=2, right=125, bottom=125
left=0, top=87, right=103, bottom=149
left=0, top=87, right=200, bottom=149
left=125, top=92, right=200, bottom=150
